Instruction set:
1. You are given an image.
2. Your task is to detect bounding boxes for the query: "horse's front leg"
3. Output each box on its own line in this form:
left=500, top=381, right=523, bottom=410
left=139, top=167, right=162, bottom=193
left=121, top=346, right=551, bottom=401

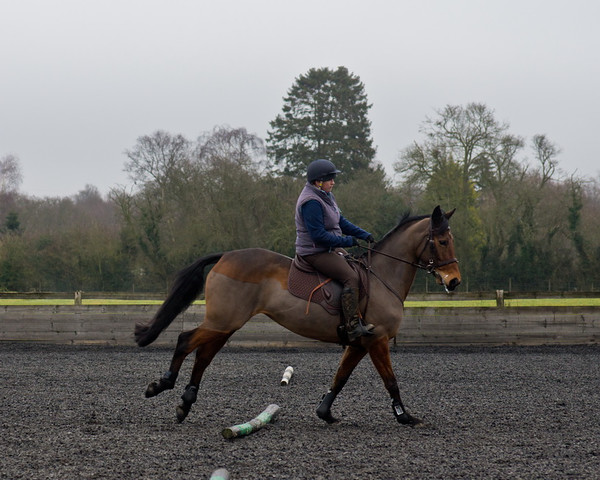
left=368, top=336, right=423, bottom=427
left=144, top=328, right=197, bottom=398
left=317, top=345, right=367, bottom=423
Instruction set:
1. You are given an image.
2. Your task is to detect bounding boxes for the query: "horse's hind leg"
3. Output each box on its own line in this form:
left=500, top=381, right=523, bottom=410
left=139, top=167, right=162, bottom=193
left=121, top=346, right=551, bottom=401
left=368, top=336, right=423, bottom=427
left=317, top=345, right=367, bottom=423
left=176, top=327, right=232, bottom=423
left=144, top=328, right=199, bottom=398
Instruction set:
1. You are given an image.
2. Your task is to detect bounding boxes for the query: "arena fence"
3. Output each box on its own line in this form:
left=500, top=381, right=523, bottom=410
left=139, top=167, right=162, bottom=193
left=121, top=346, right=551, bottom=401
left=1, top=292, right=598, bottom=346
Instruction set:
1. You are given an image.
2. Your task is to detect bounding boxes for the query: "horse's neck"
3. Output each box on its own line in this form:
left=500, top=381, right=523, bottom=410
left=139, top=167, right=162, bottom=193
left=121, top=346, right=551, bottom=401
left=371, top=220, right=427, bottom=299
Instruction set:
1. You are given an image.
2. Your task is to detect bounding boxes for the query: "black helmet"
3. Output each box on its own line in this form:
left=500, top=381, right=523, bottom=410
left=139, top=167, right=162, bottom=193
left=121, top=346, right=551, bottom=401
left=307, top=159, right=341, bottom=183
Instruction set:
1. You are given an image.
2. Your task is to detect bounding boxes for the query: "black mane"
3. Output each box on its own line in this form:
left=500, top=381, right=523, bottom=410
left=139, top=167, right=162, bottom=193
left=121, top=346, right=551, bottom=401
left=372, top=212, right=429, bottom=250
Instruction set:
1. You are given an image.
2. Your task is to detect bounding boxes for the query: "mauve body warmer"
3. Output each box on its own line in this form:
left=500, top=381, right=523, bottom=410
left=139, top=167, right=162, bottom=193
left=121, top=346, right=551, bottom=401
left=294, top=183, right=342, bottom=255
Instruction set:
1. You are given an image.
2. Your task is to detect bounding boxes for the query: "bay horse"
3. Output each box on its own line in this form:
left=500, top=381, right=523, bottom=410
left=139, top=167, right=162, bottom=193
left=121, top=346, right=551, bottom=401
left=134, top=205, right=461, bottom=427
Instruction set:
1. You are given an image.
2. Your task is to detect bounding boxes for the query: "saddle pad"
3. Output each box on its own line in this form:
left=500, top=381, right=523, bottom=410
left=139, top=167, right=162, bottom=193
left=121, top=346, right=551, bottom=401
left=288, top=257, right=342, bottom=316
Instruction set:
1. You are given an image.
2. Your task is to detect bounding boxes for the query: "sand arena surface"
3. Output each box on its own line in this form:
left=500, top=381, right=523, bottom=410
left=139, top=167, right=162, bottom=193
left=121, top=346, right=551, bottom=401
left=1, top=343, right=599, bottom=479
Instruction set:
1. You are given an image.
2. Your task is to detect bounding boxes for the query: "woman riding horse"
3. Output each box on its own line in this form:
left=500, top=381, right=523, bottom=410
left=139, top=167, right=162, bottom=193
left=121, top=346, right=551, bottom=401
left=134, top=203, right=461, bottom=426
left=295, top=159, right=374, bottom=342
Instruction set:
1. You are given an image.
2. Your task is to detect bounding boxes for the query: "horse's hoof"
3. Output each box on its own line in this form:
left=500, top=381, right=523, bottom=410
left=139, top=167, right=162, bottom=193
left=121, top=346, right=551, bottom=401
left=145, top=381, right=160, bottom=398
left=408, top=415, right=425, bottom=428
left=392, top=400, right=423, bottom=427
left=145, top=378, right=174, bottom=398
left=316, top=408, right=339, bottom=424
left=398, top=412, right=423, bottom=428
left=318, top=413, right=339, bottom=424
left=176, top=405, right=189, bottom=423
left=412, top=418, right=428, bottom=429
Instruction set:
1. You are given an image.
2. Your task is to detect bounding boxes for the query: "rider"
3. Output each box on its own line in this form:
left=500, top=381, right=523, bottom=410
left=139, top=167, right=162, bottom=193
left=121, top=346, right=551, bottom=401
left=295, top=159, right=375, bottom=342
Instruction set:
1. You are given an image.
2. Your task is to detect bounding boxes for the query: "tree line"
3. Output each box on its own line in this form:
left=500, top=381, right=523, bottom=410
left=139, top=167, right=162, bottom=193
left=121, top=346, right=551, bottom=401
left=1, top=67, right=599, bottom=293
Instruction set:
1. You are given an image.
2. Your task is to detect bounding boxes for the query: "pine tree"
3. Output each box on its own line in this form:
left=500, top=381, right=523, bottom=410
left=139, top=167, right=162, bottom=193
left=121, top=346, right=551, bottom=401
left=267, top=66, right=376, bottom=181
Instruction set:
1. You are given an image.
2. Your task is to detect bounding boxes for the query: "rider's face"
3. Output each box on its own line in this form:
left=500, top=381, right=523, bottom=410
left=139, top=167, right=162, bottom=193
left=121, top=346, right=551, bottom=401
left=318, top=178, right=335, bottom=192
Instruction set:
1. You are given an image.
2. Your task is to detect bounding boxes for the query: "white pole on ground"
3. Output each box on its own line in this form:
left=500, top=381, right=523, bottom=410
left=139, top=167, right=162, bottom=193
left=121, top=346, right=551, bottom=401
left=280, top=366, right=294, bottom=386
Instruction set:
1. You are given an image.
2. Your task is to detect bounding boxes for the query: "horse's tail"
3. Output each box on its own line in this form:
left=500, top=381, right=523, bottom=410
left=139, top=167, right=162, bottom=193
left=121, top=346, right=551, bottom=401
left=134, top=252, right=224, bottom=347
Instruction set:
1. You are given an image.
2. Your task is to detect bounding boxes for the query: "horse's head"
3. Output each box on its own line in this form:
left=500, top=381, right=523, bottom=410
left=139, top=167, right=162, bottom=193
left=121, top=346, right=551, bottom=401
left=425, top=206, right=461, bottom=292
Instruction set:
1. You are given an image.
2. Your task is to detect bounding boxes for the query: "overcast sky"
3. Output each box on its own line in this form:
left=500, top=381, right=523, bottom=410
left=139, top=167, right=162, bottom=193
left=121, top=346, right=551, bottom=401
left=1, top=0, right=598, bottom=198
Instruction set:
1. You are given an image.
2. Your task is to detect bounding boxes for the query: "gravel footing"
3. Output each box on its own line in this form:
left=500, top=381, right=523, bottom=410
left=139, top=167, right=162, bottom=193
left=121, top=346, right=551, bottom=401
left=1, top=343, right=599, bottom=479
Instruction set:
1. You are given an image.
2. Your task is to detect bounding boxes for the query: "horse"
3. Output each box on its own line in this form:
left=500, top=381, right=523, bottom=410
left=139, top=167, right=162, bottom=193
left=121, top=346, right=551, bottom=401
left=134, top=205, right=461, bottom=427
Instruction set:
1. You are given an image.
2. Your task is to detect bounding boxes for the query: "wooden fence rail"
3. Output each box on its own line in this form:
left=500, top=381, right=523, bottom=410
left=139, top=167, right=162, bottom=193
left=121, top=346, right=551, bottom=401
left=2, top=289, right=599, bottom=304
left=1, top=303, right=598, bottom=347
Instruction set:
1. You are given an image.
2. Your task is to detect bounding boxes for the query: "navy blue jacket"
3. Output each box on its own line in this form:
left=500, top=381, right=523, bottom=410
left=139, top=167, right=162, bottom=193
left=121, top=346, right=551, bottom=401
left=301, top=199, right=371, bottom=249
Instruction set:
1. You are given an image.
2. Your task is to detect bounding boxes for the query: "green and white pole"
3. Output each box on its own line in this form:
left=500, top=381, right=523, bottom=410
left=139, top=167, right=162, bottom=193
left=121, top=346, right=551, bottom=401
left=209, top=468, right=230, bottom=480
left=221, top=404, right=281, bottom=439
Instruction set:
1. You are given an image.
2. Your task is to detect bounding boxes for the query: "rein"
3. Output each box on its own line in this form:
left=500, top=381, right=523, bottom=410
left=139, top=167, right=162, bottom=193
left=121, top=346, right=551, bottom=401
left=359, top=235, right=457, bottom=273
left=359, top=243, right=428, bottom=271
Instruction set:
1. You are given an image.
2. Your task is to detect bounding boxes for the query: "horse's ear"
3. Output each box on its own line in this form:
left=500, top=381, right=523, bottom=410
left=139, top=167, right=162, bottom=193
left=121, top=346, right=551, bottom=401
left=432, top=205, right=443, bottom=227
left=432, top=205, right=453, bottom=231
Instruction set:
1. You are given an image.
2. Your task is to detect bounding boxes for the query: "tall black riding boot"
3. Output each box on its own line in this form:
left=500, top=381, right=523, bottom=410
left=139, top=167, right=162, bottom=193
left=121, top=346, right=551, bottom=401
left=341, top=287, right=374, bottom=342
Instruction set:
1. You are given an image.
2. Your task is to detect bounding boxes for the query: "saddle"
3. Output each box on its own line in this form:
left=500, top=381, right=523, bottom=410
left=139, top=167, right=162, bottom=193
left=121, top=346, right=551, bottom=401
left=288, top=252, right=368, bottom=316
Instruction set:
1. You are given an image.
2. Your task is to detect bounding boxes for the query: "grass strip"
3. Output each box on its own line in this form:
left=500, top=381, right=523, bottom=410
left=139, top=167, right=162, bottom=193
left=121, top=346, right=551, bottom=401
left=1, top=298, right=598, bottom=307
left=0, top=299, right=205, bottom=306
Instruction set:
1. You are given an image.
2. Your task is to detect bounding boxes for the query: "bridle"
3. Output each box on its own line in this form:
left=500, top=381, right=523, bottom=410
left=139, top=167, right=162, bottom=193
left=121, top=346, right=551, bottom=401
left=415, top=222, right=459, bottom=273
left=356, top=219, right=458, bottom=305
left=359, top=219, right=458, bottom=274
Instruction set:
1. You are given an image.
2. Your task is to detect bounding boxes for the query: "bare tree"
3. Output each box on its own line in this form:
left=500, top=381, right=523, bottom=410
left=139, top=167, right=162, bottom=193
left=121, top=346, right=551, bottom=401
left=395, top=103, right=524, bottom=191
left=532, top=134, right=560, bottom=186
left=196, top=126, right=266, bottom=172
left=0, top=154, right=23, bottom=193
left=124, top=131, right=192, bottom=191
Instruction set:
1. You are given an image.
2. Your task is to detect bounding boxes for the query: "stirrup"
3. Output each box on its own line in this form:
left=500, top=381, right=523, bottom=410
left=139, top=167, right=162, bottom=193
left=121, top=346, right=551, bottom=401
left=347, top=321, right=375, bottom=342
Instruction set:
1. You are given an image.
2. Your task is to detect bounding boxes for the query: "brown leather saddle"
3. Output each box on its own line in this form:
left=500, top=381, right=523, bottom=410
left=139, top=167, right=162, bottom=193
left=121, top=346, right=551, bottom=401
left=288, top=253, right=368, bottom=316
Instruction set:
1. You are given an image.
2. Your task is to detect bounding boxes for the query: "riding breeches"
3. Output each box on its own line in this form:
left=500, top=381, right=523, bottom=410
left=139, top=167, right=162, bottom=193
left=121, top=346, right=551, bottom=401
left=300, top=251, right=360, bottom=291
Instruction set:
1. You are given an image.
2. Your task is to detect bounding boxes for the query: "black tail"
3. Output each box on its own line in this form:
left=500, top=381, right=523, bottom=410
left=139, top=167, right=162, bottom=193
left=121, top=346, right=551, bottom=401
left=134, top=253, right=224, bottom=347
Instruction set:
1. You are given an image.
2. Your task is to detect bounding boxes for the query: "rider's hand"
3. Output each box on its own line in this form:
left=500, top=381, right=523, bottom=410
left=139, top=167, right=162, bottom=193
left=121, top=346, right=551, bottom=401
left=366, top=234, right=375, bottom=243
left=352, top=237, right=360, bottom=246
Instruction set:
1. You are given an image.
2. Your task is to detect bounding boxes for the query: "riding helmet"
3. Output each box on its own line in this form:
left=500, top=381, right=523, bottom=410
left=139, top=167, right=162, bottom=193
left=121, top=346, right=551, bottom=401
left=307, top=159, right=341, bottom=183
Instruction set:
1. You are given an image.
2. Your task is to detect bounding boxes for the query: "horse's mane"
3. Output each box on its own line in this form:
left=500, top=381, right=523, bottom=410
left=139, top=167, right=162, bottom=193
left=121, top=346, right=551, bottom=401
left=371, top=211, right=429, bottom=251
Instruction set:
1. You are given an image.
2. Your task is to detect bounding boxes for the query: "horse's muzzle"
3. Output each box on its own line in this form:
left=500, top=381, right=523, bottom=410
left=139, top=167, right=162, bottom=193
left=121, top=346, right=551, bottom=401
left=434, top=267, right=461, bottom=292
left=446, top=277, right=460, bottom=291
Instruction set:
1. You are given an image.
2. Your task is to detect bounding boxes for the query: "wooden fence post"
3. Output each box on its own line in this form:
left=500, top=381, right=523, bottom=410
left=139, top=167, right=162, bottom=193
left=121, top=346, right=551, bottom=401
left=495, top=289, right=504, bottom=308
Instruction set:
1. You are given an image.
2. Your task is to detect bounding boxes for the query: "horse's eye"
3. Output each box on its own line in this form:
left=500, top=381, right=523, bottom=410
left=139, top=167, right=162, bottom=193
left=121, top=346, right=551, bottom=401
left=439, top=240, right=448, bottom=246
